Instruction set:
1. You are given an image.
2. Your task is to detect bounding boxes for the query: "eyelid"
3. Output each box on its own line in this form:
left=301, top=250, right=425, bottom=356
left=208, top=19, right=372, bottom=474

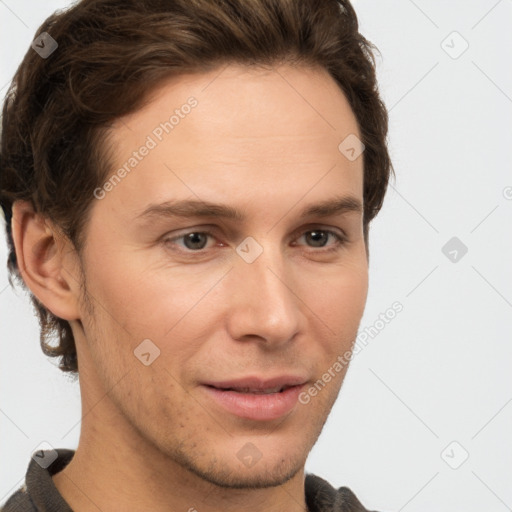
left=291, top=224, right=347, bottom=242
left=163, top=223, right=347, bottom=240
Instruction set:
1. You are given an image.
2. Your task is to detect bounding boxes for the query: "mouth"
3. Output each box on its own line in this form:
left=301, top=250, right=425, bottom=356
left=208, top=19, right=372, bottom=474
left=205, top=384, right=295, bottom=394
left=202, top=374, right=308, bottom=393
left=200, top=378, right=308, bottom=421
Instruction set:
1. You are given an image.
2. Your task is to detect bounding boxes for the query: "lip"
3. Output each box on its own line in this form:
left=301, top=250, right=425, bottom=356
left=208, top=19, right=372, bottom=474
left=202, top=375, right=308, bottom=391
left=201, top=383, right=306, bottom=421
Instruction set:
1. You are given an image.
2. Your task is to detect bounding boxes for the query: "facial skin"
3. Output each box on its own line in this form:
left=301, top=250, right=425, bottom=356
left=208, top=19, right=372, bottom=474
left=13, top=63, right=368, bottom=512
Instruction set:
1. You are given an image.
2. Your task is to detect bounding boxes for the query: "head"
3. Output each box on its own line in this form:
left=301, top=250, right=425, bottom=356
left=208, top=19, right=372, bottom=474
left=1, top=0, right=392, bottom=489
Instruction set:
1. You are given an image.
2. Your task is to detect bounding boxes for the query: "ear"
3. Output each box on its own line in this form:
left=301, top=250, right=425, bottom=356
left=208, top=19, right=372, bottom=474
left=11, top=200, right=82, bottom=321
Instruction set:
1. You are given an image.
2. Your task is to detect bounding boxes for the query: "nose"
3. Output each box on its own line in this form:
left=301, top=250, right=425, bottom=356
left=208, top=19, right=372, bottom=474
left=225, top=241, right=303, bottom=348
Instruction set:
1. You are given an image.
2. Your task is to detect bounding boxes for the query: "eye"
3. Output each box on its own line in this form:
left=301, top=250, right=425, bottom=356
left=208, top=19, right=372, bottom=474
left=162, top=227, right=346, bottom=255
left=293, top=229, right=346, bottom=252
left=165, top=232, right=215, bottom=251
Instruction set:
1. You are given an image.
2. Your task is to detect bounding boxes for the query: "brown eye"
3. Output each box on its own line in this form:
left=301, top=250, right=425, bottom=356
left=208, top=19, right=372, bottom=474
left=305, top=230, right=329, bottom=247
left=295, top=229, right=346, bottom=251
left=181, top=232, right=209, bottom=250
left=164, top=231, right=215, bottom=252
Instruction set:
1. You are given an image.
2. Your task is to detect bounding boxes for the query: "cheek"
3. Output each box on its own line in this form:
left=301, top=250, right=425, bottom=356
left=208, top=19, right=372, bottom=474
left=341, top=265, right=368, bottom=318
left=309, top=262, right=368, bottom=322
left=305, top=261, right=368, bottom=355
left=85, top=253, right=171, bottom=325
left=83, top=252, right=222, bottom=357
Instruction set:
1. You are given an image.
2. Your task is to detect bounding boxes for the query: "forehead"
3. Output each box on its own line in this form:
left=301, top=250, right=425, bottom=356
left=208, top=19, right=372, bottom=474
left=114, top=63, right=359, bottom=136
left=97, top=63, right=364, bottom=223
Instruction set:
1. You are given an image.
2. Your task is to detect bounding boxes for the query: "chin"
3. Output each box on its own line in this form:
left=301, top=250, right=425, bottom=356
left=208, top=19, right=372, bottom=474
left=188, top=457, right=303, bottom=490
left=166, top=437, right=306, bottom=490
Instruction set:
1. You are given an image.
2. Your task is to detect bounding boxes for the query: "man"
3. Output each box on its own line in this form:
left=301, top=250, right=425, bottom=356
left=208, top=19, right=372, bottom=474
left=0, top=0, right=392, bottom=510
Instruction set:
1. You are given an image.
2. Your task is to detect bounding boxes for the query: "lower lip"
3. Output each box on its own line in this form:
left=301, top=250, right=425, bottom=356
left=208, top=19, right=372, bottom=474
left=201, top=384, right=305, bottom=421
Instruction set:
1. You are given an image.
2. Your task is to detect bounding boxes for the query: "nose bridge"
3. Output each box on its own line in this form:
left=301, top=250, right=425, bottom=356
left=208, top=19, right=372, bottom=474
left=226, top=237, right=301, bottom=344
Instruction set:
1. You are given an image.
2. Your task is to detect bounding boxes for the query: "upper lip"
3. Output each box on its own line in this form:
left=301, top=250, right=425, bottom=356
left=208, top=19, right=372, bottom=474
left=203, top=375, right=308, bottom=391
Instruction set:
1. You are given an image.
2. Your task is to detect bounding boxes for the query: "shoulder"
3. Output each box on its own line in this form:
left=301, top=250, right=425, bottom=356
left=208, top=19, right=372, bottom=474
left=305, top=472, right=383, bottom=512
left=1, top=484, right=36, bottom=512
left=1, top=449, right=75, bottom=512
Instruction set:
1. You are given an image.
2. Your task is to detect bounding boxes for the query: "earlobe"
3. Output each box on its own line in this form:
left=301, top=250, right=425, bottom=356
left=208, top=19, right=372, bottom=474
left=11, top=200, right=82, bottom=321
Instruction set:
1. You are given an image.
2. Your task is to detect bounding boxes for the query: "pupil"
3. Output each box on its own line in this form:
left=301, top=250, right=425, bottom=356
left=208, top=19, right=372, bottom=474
left=184, top=233, right=207, bottom=250
left=307, top=231, right=327, bottom=247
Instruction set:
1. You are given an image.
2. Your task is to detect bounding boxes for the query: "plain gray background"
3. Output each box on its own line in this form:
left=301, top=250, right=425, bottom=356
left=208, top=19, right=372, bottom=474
left=1, top=1, right=511, bottom=510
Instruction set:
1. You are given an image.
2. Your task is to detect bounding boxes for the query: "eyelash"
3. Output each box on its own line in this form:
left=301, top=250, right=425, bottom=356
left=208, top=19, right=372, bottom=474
left=162, top=228, right=347, bottom=256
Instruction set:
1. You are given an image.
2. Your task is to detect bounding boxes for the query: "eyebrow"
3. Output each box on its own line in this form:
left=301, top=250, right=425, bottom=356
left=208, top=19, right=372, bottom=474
left=135, top=194, right=363, bottom=223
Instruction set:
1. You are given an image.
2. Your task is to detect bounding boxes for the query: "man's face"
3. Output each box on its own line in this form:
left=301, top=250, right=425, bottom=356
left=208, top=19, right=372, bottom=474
left=72, top=63, right=368, bottom=488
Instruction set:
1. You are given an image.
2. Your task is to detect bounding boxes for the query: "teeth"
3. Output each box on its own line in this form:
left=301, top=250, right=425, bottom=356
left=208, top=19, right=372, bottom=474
left=228, top=386, right=284, bottom=394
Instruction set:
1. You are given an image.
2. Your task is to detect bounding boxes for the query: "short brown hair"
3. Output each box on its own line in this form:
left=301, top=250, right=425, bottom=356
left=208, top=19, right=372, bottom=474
left=0, top=0, right=393, bottom=374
